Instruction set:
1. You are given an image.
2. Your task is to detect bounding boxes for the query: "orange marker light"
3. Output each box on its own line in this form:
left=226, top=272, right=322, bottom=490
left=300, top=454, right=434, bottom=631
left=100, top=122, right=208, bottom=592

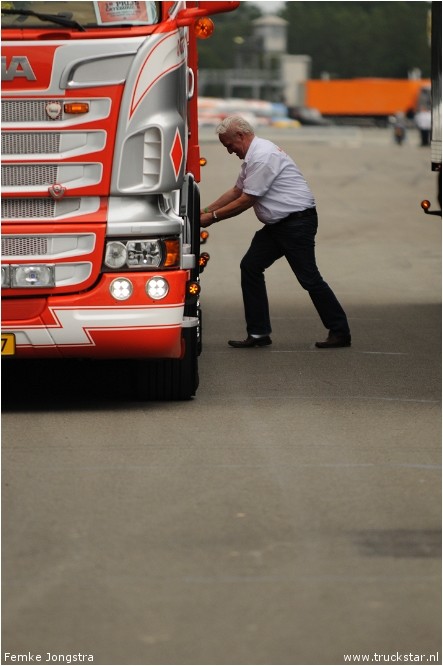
left=200, top=230, right=209, bottom=243
left=188, top=281, right=201, bottom=297
left=194, top=17, right=214, bottom=39
left=164, top=239, right=180, bottom=267
left=200, top=157, right=207, bottom=167
left=64, top=102, right=90, bottom=114
left=199, top=252, right=210, bottom=266
left=421, top=199, right=431, bottom=212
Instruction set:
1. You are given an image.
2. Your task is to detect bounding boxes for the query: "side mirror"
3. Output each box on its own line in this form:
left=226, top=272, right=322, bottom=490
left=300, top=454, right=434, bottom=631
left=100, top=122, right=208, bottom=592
left=196, top=1, right=240, bottom=15
left=176, top=1, right=240, bottom=26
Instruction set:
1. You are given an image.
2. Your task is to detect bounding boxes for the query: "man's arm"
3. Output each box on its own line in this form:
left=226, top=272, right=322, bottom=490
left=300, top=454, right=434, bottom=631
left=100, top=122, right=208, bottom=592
left=201, top=188, right=257, bottom=227
left=203, top=186, right=242, bottom=212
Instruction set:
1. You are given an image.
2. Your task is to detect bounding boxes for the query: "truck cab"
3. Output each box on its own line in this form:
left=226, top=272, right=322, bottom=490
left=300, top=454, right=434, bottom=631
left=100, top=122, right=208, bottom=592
left=1, top=0, right=239, bottom=399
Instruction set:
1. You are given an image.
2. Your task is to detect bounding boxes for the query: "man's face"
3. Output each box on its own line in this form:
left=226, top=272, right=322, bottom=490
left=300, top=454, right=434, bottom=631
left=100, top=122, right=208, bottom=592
left=219, top=130, right=249, bottom=160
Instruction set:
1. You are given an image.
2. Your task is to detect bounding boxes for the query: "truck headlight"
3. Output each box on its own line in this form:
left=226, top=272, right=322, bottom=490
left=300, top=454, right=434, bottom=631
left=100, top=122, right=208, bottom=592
left=103, top=238, right=179, bottom=271
left=127, top=240, right=161, bottom=267
left=105, top=241, right=127, bottom=269
left=2, top=265, right=10, bottom=288
left=11, top=264, right=55, bottom=288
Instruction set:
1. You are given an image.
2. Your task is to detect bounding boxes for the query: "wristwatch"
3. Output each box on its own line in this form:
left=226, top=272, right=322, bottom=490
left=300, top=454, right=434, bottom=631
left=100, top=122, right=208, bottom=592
left=212, top=210, right=218, bottom=221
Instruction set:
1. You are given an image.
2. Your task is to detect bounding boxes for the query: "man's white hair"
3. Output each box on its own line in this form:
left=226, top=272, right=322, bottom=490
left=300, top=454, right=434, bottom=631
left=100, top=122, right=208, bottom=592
left=216, top=115, right=255, bottom=136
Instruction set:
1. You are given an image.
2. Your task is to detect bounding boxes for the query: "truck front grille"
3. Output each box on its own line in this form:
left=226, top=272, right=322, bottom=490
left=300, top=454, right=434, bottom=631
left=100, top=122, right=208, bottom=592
left=2, top=236, right=49, bottom=257
left=2, top=165, right=59, bottom=187
left=1, top=198, right=81, bottom=219
left=2, top=198, right=55, bottom=218
left=2, top=100, right=64, bottom=123
left=2, top=132, right=61, bottom=155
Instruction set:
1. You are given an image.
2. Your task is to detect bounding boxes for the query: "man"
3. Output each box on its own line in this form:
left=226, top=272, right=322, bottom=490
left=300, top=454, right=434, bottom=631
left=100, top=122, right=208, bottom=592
left=415, top=106, right=431, bottom=147
left=200, top=115, right=351, bottom=349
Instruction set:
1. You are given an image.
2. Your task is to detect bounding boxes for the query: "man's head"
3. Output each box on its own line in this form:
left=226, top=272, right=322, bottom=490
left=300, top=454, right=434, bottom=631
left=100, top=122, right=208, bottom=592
left=216, top=115, right=255, bottom=160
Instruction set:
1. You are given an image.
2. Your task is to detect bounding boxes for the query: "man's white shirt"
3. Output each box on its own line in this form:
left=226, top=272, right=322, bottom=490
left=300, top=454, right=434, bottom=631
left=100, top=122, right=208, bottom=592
left=235, top=136, right=316, bottom=224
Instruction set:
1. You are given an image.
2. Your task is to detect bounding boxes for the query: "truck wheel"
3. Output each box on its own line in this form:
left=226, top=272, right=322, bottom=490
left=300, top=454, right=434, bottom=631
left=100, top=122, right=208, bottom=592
left=135, top=327, right=199, bottom=401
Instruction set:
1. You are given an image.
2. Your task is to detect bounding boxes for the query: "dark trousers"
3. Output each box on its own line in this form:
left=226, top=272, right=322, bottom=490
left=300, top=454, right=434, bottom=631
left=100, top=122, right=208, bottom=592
left=239, top=211, right=350, bottom=336
left=419, top=128, right=431, bottom=146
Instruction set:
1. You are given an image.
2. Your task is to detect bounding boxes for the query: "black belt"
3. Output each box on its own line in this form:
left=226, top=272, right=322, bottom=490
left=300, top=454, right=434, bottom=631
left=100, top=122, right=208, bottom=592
left=280, top=207, right=317, bottom=222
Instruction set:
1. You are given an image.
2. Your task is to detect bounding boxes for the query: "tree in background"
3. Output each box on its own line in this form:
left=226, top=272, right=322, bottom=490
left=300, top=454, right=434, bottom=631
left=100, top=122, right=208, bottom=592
left=197, top=2, right=261, bottom=70
left=198, top=2, right=431, bottom=80
left=282, top=1, right=431, bottom=79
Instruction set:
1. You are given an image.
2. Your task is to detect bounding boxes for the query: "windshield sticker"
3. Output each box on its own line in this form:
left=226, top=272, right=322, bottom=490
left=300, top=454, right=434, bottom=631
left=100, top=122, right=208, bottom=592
left=94, top=1, right=155, bottom=25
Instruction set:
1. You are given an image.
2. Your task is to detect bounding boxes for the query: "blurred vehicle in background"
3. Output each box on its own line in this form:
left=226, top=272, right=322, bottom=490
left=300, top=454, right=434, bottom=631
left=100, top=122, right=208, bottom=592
left=305, top=78, right=431, bottom=127
left=287, top=106, right=331, bottom=126
left=198, top=97, right=299, bottom=128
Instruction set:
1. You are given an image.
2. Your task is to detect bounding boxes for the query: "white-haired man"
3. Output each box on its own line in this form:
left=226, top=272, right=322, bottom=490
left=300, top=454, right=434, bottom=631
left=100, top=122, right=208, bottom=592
left=200, top=115, right=351, bottom=349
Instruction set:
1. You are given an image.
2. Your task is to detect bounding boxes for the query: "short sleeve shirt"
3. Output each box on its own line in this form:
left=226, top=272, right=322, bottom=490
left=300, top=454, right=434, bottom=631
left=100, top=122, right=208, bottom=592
left=235, top=136, right=316, bottom=224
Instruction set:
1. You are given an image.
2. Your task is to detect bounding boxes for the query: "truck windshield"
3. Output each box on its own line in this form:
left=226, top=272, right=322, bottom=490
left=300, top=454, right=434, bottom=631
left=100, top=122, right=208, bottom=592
left=1, top=1, right=161, bottom=28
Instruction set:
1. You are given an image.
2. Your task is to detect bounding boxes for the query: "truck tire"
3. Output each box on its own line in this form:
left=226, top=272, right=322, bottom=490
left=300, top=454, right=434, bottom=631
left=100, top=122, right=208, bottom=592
left=135, top=327, right=199, bottom=401
left=134, top=175, right=201, bottom=401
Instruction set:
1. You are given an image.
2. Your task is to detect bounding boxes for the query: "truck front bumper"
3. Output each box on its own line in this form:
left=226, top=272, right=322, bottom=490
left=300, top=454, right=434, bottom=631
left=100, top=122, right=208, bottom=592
left=1, top=271, right=196, bottom=359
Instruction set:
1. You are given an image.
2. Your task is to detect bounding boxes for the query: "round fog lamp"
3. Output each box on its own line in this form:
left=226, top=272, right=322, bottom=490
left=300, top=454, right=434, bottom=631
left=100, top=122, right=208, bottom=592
left=146, top=277, right=169, bottom=300
left=110, top=278, right=133, bottom=301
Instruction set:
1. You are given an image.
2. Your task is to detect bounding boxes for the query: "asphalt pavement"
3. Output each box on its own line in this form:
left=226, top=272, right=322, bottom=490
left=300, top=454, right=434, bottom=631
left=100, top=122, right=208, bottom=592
left=1, top=127, right=441, bottom=666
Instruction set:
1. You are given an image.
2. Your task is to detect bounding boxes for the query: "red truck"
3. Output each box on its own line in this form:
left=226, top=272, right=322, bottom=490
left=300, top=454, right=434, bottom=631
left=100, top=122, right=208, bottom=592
left=1, top=0, right=239, bottom=399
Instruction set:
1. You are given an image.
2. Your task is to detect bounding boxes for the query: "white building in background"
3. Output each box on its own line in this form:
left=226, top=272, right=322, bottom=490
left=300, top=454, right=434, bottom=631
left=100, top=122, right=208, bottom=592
left=280, top=54, right=312, bottom=107
left=199, top=15, right=311, bottom=108
left=252, top=15, right=287, bottom=53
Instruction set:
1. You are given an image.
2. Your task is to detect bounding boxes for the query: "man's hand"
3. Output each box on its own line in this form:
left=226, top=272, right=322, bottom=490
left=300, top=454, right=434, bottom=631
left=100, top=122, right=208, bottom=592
left=200, top=211, right=215, bottom=228
left=200, top=191, right=255, bottom=229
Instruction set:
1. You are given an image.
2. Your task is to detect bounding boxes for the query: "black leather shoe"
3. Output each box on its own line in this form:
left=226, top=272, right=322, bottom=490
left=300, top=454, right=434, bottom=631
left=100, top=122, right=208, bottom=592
left=315, top=332, right=351, bottom=348
left=228, top=335, right=272, bottom=348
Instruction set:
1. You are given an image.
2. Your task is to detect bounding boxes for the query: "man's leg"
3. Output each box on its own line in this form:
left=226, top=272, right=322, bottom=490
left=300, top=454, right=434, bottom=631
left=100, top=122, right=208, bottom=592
left=272, top=216, right=350, bottom=337
left=239, top=226, right=284, bottom=336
